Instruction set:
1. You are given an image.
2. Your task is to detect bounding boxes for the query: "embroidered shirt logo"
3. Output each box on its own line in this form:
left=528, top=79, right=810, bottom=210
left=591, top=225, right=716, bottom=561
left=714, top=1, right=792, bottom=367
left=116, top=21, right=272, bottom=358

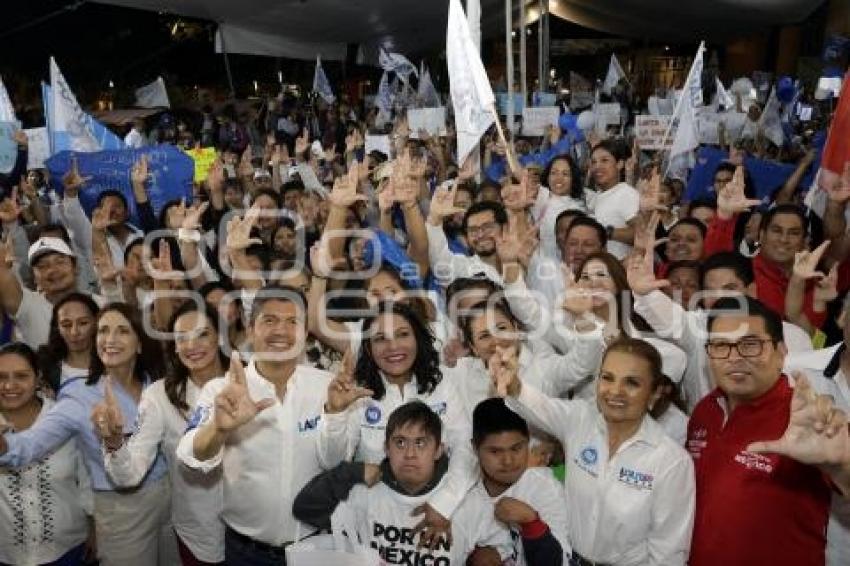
left=365, top=405, right=382, bottom=425
left=618, top=467, right=655, bottom=490
left=733, top=450, right=775, bottom=474
left=298, top=415, right=321, bottom=432
left=185, top=404, right=210, bottom=432
left=574, top=446, right=599, bottom=477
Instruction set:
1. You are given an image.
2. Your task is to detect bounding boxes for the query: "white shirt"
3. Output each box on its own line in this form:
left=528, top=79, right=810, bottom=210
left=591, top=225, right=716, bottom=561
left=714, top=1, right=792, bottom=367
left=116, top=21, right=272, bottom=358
left=176, top=361, right=333, bottom=546
left=425, top=223, right=503, bottom=286
left=587, top=182, right=640, bottom=259
left=330, top=475, right=511, bottom=564
left=318, top=373, right=475, bottom=519
left=60, top=363, right=89, bottom=387
left=506, top=383, right=695, bottom=565
left=531, top=186, right=588, bottom=260
left=0, top=398, right=93, bottom=566
left=447, top=342, right=605, bottom=414
left=466, top=467, right=571, bottom=565
left=124, top=128, right=145, bottom=149
left=13, top=288, right=105, bottom=350
left=105, top=379, right=224, bottom=563
left=634, top=290, right=813, bottom=411
left=783, top=343, right=850, bottom=566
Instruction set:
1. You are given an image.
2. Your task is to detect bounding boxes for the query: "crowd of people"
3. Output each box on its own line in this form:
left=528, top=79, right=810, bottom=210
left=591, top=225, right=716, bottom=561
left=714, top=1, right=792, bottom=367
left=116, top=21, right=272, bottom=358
left=0, top=60, right=849, bottom=566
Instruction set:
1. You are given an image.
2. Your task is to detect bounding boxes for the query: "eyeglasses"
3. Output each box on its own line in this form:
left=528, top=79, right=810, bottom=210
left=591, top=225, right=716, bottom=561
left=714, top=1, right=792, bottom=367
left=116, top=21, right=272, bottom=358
left=705, top=338, right=774, bottom=359
left=466, top=222, right=499, bottom=237
left=390, top=436, right=433, bottom=452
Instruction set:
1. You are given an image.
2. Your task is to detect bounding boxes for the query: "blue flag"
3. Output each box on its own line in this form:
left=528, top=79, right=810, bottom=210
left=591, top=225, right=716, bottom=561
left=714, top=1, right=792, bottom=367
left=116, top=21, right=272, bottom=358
left=45, top=145, right=193, bottom=226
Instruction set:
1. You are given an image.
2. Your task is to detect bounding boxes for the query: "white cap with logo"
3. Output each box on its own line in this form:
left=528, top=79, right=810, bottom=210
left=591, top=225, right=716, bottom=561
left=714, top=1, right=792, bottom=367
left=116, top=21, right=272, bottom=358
left=28, top=237, right=75, bottom=266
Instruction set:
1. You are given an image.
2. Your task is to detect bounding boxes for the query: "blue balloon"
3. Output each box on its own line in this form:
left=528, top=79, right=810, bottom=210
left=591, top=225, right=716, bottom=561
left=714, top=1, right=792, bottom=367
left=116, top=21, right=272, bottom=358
left=777, top=76, right=796, bottom=103
left=363, top=230, right=423, bottom=289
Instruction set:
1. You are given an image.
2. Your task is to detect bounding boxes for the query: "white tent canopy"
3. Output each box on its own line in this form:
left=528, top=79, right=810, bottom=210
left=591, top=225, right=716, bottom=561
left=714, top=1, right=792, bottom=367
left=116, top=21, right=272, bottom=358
left=93, top=0, right=825, bottom=61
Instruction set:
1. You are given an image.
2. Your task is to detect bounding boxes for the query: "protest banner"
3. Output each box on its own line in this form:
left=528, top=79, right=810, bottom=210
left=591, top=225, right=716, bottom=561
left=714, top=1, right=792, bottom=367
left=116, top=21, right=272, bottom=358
left=532, top=92, right=557, bottom=107
left=183, top=146, right=217, bottom=182
left=635, top=115, right=673, bottom=150
left=45, top=145, right=193, bottom=226
left=0, top=122, right=18, bottom=174
left=596, top=102, right=621, bottom=126
left=521, top=107, right=560, bottom=136
left=24, top=127, right=50, bottom=170
left=365, top=134, right=392, bottom=158
left=407, top=107, right=447, bottom=137
left=685, top=145, right=817, bottom=204
left=495, top=93, right=525, bottom=116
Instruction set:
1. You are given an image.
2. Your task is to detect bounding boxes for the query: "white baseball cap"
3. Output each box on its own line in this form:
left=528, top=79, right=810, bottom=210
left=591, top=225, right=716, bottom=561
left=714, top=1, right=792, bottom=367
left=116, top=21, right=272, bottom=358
left=28, top=237, right=75, bottom=266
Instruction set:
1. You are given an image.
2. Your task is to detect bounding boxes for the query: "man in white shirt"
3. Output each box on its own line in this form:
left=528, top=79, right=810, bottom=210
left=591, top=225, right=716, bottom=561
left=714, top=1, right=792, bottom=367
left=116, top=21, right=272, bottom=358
left=0, top=236, right=98, bottom=348
left=176, top=284, right=335, bottom=565
left=124, top=119, right=147, bottom=149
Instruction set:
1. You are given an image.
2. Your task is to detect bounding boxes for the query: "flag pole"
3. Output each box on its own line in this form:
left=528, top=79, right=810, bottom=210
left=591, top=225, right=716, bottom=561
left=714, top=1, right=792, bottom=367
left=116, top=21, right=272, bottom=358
left=490, top=105, right=521, bottom=176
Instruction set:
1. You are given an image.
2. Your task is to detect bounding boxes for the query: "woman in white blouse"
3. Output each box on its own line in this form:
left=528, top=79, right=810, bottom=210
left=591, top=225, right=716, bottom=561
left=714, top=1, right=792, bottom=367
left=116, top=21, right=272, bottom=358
left=494, top=336, right=696, bottom=566
left=0, top=342, right=93, bottom=566
left=97, top=302, right=226, bottom=565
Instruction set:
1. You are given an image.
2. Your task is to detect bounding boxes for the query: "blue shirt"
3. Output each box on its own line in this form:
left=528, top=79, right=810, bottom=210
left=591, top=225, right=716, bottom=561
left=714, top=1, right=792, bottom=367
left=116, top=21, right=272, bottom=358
left=0, top=376, right=168, bottom=491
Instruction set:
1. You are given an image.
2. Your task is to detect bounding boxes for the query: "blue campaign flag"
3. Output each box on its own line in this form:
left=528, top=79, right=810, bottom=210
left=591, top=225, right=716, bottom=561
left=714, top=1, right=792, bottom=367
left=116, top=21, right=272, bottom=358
left=45, top=145, right=193, bottom=226
left=684, top=146, right=819, bottom=204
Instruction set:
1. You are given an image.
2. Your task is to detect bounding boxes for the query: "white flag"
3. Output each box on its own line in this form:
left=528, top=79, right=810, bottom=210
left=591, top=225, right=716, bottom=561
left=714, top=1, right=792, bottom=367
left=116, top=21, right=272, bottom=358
left=135, top=76, right=170, bottom=108
left=379, top=48, right=419, bottom=85
left=602, top=54, right=627, bottom=95
left=50, top=57, right=103, bottom=152
left=312, top=55, right=335, bottom=104
left=759, top=87, right=785, bottom=147
left=716, top=78, right=734, bottom=110
left=0, top=76, right=16, bottom=123
left=663, top=42, right=705, bottom=161
left=569, top=72, right=594, bottom=110
left=418, top=63, right=441, bottom=107
left=446, top=0, right=495, bottom=164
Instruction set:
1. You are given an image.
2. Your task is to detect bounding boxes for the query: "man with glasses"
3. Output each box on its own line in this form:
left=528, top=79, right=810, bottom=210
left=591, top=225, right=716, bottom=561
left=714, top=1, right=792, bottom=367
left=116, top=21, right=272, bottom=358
left=687, top=295, right=850, bottom=566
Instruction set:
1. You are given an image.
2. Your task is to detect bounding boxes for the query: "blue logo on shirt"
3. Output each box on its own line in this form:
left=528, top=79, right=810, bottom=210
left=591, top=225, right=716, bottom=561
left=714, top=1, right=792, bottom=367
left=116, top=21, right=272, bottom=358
left=618, top=467, right=655, bottom=490
left=365, top=405, right=382, bottom=425
left=298, top=415, right=321, bottom=432
left=580, top=446, right=598, bottom=466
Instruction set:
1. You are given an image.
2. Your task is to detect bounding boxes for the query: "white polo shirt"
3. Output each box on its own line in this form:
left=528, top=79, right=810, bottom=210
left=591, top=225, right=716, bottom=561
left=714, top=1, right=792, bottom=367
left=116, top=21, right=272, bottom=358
left=176, top=361, right=333, bottom=546
left=105, top=378, right=224, bottom=563
left=506, top=383, right=695, bottom=565
left=318, top=373, right=476, bottom=520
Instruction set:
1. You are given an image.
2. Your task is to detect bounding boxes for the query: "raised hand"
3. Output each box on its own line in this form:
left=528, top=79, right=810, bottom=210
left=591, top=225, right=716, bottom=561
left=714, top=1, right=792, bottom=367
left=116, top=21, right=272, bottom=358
left=0, top=189, right=22, bottom=225
left=626, top=244, right=670, bottom=297
left=91, top=205, right=113, bottom=232
left=814, top=264, right=839, bottom=304
left=827, top=162, right=850, bottom=204
left=130, top=154, right=150, bottom=186
left=309, top=239, right=341, bottom=278
left=561, top=265, right=594, bottom=316
left=324, top=144, right=337, bottom=162
left=90, top=376, right=125, bottom=450
left=214, top=353, right=276, bottom=433
left=92, top=244, right=120, bottom=284
left=295, top=128, right=310, bottom=157
left=225, top=206, right=264, bottom=251
left=717, top=165, right=761, bottom=219
left=377, top=181, right=396, bottom=212
left=62, top=155, right=92, bottom=198
left=206, top=160, right=225, bottom=196
left=747, top=374, right=850, bottom=466
left=19, top=174, right=37, bottom=201
left=441, top=336, right=470, bottom=369
left=487, top=345, right=520, bottom=398
left=501, top=171, right=535, bottom=212
left=325, top=350, right=374, bottom=413
left=391, top=152, right=422, bottom=207
left=457, top=154, right=476, bottom=183
left=637, top=168, right=666, bottom=213
left=411, top=503, right=451, bottom=550
left=792, top=240, right=831, bottom=281
left=181, top=200, right=210, bottom=231
left=328, top=162, right=367, bottom=208
left=426, top=182, right=465, bottom=225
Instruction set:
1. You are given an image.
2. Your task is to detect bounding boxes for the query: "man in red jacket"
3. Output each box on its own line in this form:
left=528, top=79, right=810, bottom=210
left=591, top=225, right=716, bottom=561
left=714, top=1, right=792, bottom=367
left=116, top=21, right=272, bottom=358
left=703, top=166, right=826, bottom=327
left=688, top=295, right=850, bottom=566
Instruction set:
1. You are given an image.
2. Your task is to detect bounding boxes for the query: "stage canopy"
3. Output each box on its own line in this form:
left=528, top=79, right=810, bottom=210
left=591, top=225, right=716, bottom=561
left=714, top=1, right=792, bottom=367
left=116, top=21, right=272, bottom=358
left=92, top=0, right=826, bottom=61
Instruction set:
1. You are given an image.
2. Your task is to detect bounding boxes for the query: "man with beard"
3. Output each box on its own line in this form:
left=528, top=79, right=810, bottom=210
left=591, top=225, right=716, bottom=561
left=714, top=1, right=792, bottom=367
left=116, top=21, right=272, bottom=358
left=426, top=192, right=509, bottom=286
left=443, top=183, right=475, bottom=254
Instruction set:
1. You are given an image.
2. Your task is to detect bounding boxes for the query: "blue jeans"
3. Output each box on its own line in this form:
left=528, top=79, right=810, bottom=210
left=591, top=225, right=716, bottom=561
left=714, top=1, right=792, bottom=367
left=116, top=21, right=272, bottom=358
left=224, top=527, right=287, bottom=566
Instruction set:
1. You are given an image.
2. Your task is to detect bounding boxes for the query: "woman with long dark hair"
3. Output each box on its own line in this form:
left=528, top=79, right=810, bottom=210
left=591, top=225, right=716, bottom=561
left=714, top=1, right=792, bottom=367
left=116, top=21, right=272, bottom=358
left=101, top=302, right=226, bottom=565
left=536, top=154, right=589, bottom=259
left=0, top=303, right=174, bottom=566
left=37, top=292, right=99, bottom=392
left=318, top=301, right=475, bottom=523
left=0, top=342, right=93, bottom=566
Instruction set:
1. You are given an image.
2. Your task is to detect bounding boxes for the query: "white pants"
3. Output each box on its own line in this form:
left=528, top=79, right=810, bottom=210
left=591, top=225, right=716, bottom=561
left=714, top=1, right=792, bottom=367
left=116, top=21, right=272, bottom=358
left=93, top=477, right=179, bottom=566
